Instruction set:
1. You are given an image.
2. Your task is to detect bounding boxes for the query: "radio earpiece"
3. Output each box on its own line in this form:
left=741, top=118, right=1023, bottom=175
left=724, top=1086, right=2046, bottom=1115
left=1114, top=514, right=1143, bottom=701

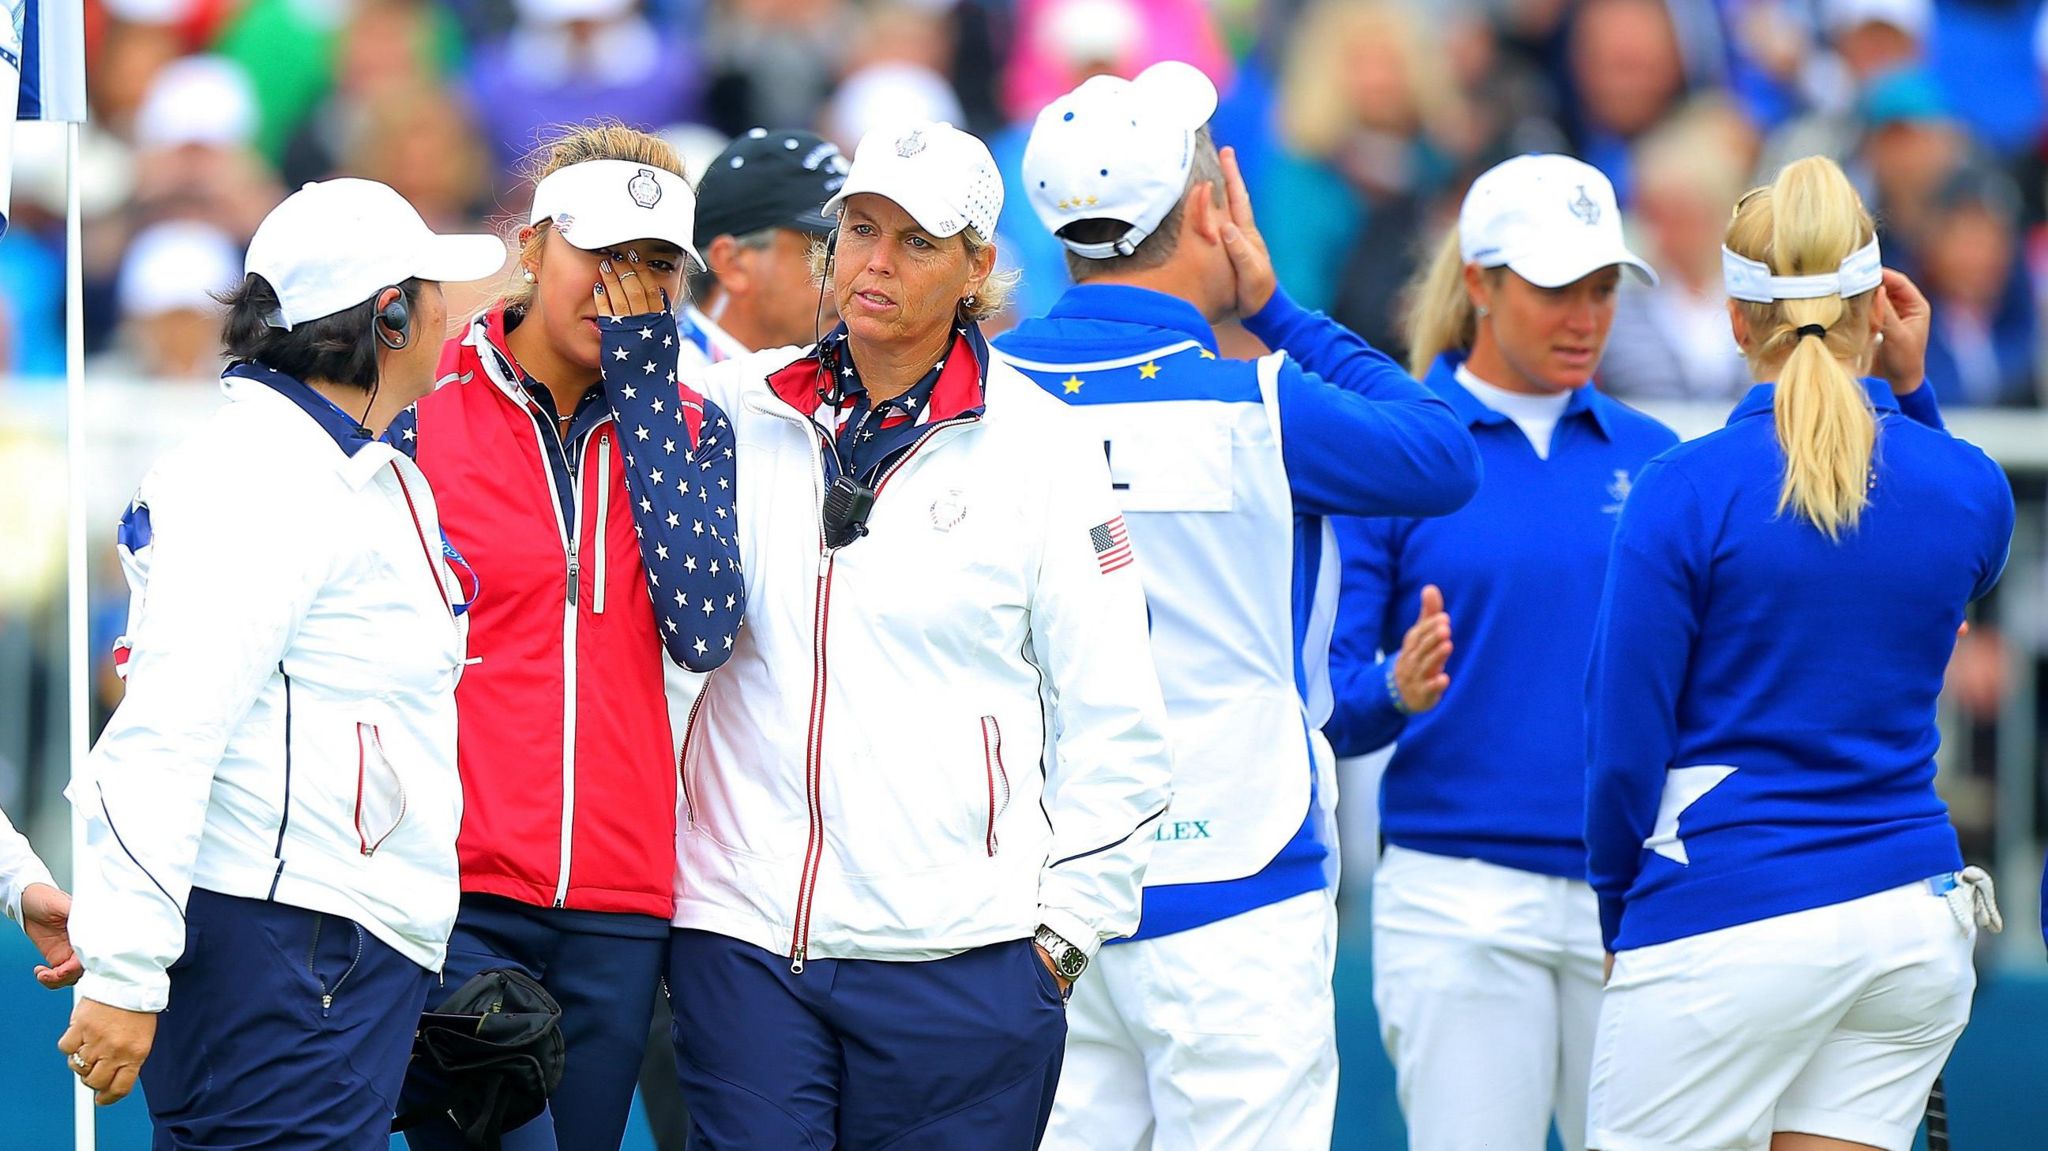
left=375, top=286, right=412, bottom=351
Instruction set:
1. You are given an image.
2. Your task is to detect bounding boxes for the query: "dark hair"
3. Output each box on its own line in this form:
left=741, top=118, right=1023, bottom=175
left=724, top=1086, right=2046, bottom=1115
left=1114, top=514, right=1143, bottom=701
left=219, top=275, right=424, bottom=389
left=1063, top=127, right=1226, bottom=282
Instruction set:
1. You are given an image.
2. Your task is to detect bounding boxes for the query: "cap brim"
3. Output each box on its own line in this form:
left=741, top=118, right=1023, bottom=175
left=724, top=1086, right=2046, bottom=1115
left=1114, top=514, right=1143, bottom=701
left=824, top=174, right=970, bottom=239
left=554, top=218, right=704, bottom=267
left=1506, top=245, right=1659, bottom=290
left=410, top=233, right=512, bottom=286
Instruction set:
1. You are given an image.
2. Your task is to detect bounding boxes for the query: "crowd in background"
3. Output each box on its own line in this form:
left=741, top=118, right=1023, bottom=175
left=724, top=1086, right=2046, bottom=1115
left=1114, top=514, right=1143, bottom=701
left=0, top=0, right=2042, bottom=412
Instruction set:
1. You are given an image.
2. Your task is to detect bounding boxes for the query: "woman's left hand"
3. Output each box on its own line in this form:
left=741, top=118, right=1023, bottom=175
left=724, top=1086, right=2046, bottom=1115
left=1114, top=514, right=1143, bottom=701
left=58, top=998, right=156, bottom=1106
left=595, top=253, right=668, bottom=320
left=1874, top=267, right=1931, bottom=395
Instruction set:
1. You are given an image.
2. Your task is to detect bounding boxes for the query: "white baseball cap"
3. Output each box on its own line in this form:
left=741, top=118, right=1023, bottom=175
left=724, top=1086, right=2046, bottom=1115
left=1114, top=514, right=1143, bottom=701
left=1823, top=0, right=1930, bottom=39
left=246, top=178, right=508, bottom=329
left=120, top=221, right=241, bottom=319
left=134, top=56, right=256, bottom=151
left=530, top=159, right=703, bottom=266
left=1458, top=154, right=1658, bottom=288
left=823, top=121, right=1003, bottom=242
left=1022, top=61, right=1219, bottom=259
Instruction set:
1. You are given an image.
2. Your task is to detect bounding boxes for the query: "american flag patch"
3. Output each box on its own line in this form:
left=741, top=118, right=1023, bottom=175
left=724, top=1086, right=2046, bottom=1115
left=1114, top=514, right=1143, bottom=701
left=1089, top=515, right=1134, bottom=574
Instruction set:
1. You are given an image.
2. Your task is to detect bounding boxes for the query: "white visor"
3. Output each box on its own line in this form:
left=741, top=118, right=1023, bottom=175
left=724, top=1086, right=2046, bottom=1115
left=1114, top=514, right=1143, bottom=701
left=1723, top=237, right=1883, bottom=303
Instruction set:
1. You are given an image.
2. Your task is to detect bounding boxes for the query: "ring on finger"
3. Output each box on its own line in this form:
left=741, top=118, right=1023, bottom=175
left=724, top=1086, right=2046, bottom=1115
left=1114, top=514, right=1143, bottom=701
left=70, top=1051, right=89, bottom=1071
left=619, top=270, right=639, bottom=279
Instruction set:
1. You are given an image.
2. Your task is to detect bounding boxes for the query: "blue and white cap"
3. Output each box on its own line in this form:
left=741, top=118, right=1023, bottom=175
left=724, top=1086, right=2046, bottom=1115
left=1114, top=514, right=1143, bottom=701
left=1022, top=61, right=1218, bottom=259
left=1458, top=154, right=1658, bottom=288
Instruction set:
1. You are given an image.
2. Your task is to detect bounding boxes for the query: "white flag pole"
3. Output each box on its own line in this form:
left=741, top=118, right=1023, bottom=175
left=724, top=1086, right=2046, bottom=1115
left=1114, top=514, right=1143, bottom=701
left=64, top=114, right=94, bottom=1151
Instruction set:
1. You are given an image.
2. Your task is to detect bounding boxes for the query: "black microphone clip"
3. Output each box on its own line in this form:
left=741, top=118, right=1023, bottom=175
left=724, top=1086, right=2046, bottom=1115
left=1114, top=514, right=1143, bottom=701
left=822, top=474, right=876, bottom=549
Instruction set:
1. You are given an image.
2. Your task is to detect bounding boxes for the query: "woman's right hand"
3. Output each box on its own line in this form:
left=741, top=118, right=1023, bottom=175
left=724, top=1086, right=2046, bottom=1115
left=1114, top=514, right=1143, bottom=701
left=1393, top=585, right=1452, bottom=715
left=1874, top=267, right=1931, bottom=395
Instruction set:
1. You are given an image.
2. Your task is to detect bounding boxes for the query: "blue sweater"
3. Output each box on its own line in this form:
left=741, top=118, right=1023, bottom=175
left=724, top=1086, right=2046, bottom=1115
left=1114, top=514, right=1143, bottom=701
left=1326, top=354, right=1678, bottom=879
left=1586, top=380, right=2013, bottom=951
left=996, top=284, right=1480, bottom=940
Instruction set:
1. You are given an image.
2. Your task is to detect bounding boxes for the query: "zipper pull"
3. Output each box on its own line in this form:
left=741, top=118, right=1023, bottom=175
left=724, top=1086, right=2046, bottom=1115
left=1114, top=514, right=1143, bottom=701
left=790, top=945, right=806, bottom=975
left=321, top=993, right=333, bottom=1014
left=567, top=550, right=581, bottom=607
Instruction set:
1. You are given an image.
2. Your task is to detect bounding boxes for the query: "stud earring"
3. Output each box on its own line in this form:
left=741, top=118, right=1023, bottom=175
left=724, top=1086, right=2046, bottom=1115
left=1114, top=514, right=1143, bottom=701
left=963, top=294, right=978, bottom=308
left=1476, top=304, right=1490, bottom=319
left=521, top=269, right=537, bottom=283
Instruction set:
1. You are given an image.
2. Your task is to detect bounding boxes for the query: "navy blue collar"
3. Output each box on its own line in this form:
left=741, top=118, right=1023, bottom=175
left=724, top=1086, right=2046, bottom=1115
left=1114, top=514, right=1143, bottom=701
left=1424, top=352, right=1618, bottom=440
left=226, top=361, right=377, bottom=456
left=1045, top=283, right=1222, bottom=355
left=1727, top=377, right=1902, bottom=425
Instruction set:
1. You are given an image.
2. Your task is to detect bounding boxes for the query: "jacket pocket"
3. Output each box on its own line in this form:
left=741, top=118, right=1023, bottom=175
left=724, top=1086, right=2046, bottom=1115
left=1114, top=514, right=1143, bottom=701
left=354, top=723, right=408, bottom=856
left=981, top=715, right=1010, bottom=856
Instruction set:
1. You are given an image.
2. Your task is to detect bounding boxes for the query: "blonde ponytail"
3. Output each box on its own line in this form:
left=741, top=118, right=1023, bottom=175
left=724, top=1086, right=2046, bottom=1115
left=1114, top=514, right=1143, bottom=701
left=1402, top=229, right=1479, bottom=378
left=1725, top=156, right=1878, bottom=541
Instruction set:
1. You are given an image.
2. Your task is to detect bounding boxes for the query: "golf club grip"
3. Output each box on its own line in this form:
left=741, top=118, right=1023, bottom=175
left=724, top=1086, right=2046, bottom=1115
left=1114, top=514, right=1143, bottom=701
left=1926, top=1074, right=1950, bottom=1151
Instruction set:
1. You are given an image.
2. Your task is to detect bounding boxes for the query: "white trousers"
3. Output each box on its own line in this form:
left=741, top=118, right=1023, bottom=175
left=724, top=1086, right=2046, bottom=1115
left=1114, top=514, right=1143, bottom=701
left=1588, top=879, right=1975, bottom=1151
left=1041, top=888, right=1339, bottom=1151
left=1372, top=845, right=1605, bottom=1151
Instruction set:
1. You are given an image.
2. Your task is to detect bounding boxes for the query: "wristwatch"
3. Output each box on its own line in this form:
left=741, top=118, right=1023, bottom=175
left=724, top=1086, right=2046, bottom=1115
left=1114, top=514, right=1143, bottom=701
left=1034, top=925, right=1088, bottom=982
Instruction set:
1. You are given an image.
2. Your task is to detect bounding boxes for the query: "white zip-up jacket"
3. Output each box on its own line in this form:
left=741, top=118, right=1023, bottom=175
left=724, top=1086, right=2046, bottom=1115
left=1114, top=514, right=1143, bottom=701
left=679, top=335, right=1174, bottom=967
left=0, top=808, right=55, bottom=927
left=69, top=367, right=467, bottom=1013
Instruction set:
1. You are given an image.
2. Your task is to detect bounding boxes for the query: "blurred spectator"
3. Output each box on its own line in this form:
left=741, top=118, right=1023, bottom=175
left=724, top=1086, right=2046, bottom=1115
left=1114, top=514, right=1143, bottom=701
left=278, top=0, right=460, bottom=188
left=342, top=83, right=492, bottom=233
left=1758, top=0, right=1928, bottom=179
left=1600, top=100, right=1757, bottom=402
left=467, top=0, right=700, bottom=172
left=100, top=221, right=239, bottom=382
left=1857, top=69, right=1969, bottom=253
left=824, top=63, right=966, bottom=151
left=989, top=0, right=1145, bottom=321
left=84, top=12, right=184, bottom=141
left=1919, top=163, right=2038, bottom=408
left=698, top=0, right=848, bottom=139
left=210, top=0, right=353, bottom=164
left=1564, top=0, right=1690, bottom=202
left=1263, top=0, right=1468, bottom=353
left=1003, top=0, right=1229, bottom=121
left=128, top=54, right=281, bottom=242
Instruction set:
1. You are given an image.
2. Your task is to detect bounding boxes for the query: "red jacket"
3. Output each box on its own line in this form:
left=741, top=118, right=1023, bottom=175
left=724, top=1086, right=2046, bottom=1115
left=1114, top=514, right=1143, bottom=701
left=410, top=309, right=678, bottom=918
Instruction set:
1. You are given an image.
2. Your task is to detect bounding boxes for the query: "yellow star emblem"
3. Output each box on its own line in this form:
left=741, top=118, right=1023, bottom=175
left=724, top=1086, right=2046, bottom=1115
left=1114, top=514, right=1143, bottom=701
left=1137, top=361, right=1161, bottom=379
left=1085, top=194, right=1099, bottom=207
left=1062, top=375, right=1085, bottom=394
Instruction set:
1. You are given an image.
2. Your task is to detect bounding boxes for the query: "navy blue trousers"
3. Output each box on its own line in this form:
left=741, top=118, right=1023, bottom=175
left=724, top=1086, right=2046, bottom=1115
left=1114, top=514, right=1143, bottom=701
left=141, top=888, right=432, bottom=1151
left=668, top=931, right=1067, bottom=1150
left=400, top=894, right=667, bottom=1151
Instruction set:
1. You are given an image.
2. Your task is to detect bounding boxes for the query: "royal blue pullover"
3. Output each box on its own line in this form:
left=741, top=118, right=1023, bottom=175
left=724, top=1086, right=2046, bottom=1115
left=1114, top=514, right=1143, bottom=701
left=996, top=284, right=1480, bottom=939
left=1586, top=380, right=2013, bottom=951
left=1326, top=353, right=1678, bottom=879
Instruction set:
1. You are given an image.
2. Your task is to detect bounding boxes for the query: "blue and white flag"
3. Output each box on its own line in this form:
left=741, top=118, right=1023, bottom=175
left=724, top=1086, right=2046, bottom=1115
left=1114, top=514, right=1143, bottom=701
left=0, top=0, right=86, bottom=238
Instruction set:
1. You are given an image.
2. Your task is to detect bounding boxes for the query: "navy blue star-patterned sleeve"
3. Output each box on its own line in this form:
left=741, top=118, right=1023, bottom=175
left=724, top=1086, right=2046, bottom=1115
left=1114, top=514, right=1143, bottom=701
left=599, top=311, right=745, bottom=673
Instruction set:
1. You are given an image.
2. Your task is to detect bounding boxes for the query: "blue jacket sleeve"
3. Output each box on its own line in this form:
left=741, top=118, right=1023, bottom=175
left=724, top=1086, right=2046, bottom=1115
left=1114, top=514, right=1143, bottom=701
left=598, top=312, right=745, bottom=673
left=1242, top=287, right=1481, bottom=519
left=1892, top=381, right=1945, bottom=431
left=1324, top=515, right=1411, bottom=757
left=1584, top=457, right=1706, bottom=951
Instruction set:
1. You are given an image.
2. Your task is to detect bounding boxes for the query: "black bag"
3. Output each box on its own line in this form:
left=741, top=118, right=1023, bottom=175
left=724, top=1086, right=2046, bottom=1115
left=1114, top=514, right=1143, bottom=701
left=394, top=968, right=566, bottom=1150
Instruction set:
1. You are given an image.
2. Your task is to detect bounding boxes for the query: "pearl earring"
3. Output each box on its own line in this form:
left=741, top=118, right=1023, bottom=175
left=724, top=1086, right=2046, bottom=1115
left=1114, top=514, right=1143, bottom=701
left=1476, top=304, right=1490, bottom=318
left=522, top=269, right=537, bottom=283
